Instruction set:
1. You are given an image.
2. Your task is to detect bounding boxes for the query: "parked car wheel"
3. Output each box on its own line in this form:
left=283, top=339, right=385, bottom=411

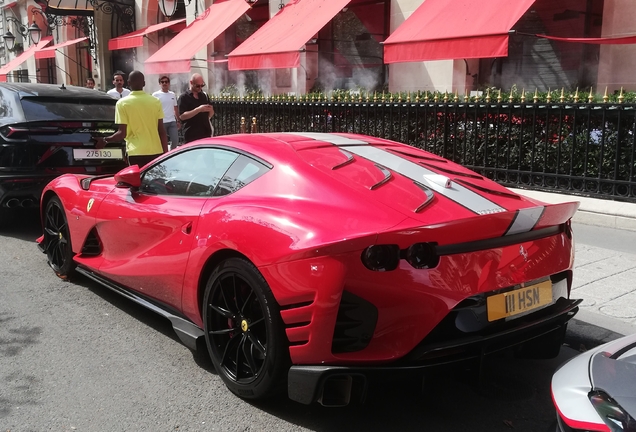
left=43, top=196, right=75, bottom=279
left=203, top=257, right=289, bottom=399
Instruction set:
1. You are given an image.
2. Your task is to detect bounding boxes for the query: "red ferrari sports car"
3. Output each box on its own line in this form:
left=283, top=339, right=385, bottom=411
left=38, top=132, right=581, bottom=406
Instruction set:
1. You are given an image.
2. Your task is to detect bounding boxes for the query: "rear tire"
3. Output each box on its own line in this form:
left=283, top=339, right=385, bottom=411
left=43, top=196, right=75, bottom=279
left=202, top=257, right=289, bottom=399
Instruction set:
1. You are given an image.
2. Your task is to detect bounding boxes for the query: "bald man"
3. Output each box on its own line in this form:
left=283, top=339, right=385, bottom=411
left=100, top=70, right=168, bottom=167
left=178, top=73, right=214, bottom=144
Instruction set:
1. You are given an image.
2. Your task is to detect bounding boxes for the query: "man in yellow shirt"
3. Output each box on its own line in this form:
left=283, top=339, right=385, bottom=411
left=99, top=70, right=168, bottom=167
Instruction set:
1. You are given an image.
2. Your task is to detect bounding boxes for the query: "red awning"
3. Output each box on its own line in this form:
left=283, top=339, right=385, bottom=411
left=228, top=0, right=352, bottom=71
left=0, top=37, right=53, bottom=82
left=108, top=19, right=186, bottom=50
left=35, top=37, right=87, bottom=59
left=383, top=0, right=535, bottom=64
left=144, top=0, right=249, bottom=75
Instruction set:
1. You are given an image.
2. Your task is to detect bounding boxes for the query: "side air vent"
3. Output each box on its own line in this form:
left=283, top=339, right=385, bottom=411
left=332, top=291, right=378, bottom=354
left=370, top=165, right=392, bottom=190
left=81, top=229, right=102, bottom=256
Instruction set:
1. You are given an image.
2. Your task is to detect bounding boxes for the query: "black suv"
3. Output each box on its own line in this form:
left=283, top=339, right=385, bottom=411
left=0, top=83, right=126, bottom=224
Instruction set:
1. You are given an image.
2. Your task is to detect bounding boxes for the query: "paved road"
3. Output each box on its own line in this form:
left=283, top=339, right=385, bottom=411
left=0, top=210, right=627, bottom=432
left=565, top=223, right=636, bottom=350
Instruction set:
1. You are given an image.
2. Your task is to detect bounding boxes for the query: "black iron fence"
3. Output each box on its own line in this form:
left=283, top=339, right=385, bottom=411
left=211, top=98, right=636, bottom=203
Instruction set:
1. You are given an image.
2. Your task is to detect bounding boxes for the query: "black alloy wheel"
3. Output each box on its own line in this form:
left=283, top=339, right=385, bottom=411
left=203, top=258, right=289, bottom=399
left=43, top=196, right=75, bottom=278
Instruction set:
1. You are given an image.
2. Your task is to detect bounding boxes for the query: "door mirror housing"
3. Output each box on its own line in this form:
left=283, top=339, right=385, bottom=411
left=114, top=165, right=141, bottom=189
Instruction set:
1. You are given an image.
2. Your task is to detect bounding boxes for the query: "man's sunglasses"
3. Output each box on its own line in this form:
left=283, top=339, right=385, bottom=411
left=160, top=80, right=169, bottom=84
left=193, top=83, right=206, bottom=89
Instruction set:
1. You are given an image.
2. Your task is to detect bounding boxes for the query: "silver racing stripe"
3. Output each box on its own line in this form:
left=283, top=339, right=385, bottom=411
left=292, top=133, right=505, bottom=215
left=505, top=207, right=545, bottom=235
left=295, top=133, right=369, bottom=145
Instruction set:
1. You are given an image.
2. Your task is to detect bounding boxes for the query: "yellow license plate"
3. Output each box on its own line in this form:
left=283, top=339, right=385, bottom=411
left=486, top=280, right=552, bottom=322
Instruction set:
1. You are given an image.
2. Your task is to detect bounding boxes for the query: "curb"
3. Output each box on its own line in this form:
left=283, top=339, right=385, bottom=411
left=566, top=309, right=636, bottom=350
left=510, top=188, right=636, bottom=232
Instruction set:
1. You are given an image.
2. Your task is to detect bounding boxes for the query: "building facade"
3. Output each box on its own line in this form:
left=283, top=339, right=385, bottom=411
left=0, top=0, right=634, bottom=96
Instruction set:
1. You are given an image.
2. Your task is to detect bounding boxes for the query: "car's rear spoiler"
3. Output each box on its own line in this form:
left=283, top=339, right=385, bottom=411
left=532, top=201, right=580, bottom=230
left=377, top=201, right=580, bottom=248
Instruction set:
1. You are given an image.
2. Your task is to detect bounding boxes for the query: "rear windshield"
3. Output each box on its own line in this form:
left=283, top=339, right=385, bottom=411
left=20, top=97, right=116, bottom=121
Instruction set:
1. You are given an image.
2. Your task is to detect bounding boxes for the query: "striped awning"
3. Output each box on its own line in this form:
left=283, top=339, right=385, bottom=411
left=43, top=0, right=94, bottom=16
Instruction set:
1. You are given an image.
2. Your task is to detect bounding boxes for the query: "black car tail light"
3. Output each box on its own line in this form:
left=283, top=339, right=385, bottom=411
left=405, top=242, right=439, bottom=269
left=361, top=245, right=400, bottom=271
left=27, top=127, right=63, bottom=134
left=589, top=391, right=636, bottom=432
left=0, top=126, right=28, bottom=138
left=0, top=126, right=62, bottom=138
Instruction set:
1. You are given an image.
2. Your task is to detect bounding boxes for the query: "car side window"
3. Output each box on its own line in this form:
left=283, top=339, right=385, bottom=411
left=140, top=148, right=238, bottom=196
left=0, top=87, right=24, bottom=124
left=213, top=155, right=270, bottom=197
left=20, top=97, right=115, bottom=121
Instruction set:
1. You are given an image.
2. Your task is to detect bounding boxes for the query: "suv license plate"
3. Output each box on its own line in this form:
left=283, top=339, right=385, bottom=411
left=486, top=280, right=552, bottom=322
left=73, top=149, right=124, bottom=160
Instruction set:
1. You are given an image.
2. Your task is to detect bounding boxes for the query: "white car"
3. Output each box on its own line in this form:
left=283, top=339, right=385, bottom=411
left=552, top=333, right=636, bottom=431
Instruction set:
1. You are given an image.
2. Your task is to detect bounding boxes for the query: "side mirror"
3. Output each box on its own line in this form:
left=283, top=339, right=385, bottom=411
left=114, top=165, right=141, bottom=189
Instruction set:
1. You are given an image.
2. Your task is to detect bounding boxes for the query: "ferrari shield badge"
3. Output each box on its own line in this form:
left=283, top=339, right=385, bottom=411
left=87, top=198, right=95, bottom=212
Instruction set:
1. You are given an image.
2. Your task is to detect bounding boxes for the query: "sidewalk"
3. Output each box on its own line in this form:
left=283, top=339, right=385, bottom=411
left=510, top=188, right=636, bottom=232
left=511, top=188, right=636, bottom=344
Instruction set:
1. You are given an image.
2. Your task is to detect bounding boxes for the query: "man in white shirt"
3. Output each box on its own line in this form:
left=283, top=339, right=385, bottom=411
left=152, top=75, right=180, bottom=150
left=106, top=71, right=131, bottom=99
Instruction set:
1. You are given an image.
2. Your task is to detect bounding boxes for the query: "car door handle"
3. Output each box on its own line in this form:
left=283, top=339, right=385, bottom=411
left=182, top=222, right=193, bottom=235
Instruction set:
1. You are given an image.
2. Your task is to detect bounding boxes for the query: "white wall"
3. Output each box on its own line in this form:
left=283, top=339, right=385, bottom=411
left=597, top=0, right=636, bottom=92
left=267, top=0, right=299, bottom=95
left=388, top=0, right=468, bottom=93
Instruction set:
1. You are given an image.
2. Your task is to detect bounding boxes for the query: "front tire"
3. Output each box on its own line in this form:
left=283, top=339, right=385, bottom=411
left=203, top=258, right=289, bottom=399
left=43, top=196, right=75, bottom=279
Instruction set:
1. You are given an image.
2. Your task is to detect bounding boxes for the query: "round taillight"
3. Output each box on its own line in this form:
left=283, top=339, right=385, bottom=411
left=406, top=242, right=439, bottom=269
left=361, top=245, right=400, bottom=272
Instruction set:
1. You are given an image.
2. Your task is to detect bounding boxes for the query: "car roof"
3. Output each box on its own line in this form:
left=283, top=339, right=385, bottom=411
left=206, top=133, right=415, bottom=162
left=0, top=82, right=113, bottom=100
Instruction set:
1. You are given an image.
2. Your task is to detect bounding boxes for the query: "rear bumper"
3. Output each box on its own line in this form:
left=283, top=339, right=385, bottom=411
left=288, top=298, right=580, bottom=405
left=0, top=163, right=124, bottom=207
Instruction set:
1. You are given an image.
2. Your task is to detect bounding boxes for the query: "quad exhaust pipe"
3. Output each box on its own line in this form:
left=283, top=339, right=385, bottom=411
left=21, top=198, right=35, bottom=208
left=5, top=198, right=20, bottom=208
left=4, top=198, right=36, bottom=208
